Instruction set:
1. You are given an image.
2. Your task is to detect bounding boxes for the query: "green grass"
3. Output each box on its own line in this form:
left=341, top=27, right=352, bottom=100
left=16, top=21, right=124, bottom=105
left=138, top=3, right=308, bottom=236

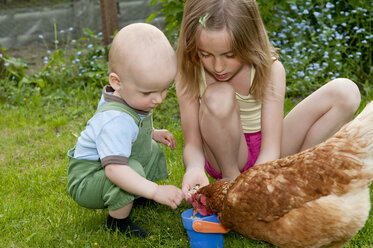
left=0, top=94, right=372, bottom=247
left=0, top=0, right=371, bottom=245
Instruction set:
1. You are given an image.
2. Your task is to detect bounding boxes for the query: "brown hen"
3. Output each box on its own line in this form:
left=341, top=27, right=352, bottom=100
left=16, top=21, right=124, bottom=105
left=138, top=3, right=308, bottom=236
left=193, top=102, right=373, bottom=248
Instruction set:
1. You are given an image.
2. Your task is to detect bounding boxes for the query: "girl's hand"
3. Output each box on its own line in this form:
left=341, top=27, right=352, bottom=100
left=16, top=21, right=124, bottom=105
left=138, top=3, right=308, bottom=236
left=182, top=167, right=209, bottom=204
left=152, top=129, right=176, bottom=149
left=151, top=185, right=183, bottom=209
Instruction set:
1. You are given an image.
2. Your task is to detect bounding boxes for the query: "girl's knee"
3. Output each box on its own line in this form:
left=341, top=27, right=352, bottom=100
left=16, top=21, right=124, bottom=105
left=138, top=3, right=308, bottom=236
left=201, top=83, right=236, bottom=117
left=329, top=78, right=361, bottom=112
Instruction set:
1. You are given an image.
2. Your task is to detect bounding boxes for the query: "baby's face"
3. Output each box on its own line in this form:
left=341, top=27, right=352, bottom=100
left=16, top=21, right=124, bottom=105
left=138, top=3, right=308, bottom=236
left=116, top=57, right=176, bottom=112
left=110, top=24, right=177, bottom=112
left=118, top=76, right=169, bottom=112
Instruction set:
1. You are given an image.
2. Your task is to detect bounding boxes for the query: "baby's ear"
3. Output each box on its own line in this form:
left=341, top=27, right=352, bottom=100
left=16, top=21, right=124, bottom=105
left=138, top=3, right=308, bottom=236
left=109, top=72, right=120, bottom=90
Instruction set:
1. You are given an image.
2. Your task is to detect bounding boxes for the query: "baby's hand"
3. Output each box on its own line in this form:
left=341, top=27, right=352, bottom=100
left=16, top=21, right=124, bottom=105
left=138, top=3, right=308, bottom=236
left=151, top=185, right=183, bottom=209
left=152, top=129, right=176, bottom=149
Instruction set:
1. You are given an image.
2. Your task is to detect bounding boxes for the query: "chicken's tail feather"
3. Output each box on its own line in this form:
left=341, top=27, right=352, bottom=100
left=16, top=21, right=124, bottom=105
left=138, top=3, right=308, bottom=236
left=338, top=101, right=373, bottom=178
left=353, top=101, right=373, bottom=125
left=344, top=101, right=373, bottom=143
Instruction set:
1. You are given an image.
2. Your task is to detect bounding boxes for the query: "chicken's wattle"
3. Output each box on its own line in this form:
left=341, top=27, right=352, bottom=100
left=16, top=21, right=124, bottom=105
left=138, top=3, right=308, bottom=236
left=191, top=194, right=213, bottom=216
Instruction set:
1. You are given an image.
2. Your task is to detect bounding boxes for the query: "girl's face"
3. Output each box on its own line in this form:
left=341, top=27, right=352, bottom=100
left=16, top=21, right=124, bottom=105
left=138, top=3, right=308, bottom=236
left=197, top=28, right=244, bottom=82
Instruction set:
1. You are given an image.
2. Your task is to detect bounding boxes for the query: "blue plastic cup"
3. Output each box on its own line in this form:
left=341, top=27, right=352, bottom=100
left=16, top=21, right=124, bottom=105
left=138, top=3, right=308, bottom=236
left=181, top=208, right=224, bottom=248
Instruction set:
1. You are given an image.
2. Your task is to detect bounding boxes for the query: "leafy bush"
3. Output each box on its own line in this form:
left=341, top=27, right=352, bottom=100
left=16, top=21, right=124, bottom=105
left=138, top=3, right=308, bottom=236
left=148, top=0, right=372, bottom=98
left=148, top=0, right=185, bottom=45
left=0, top=28, right=109, bottom=107
left=0, top=0, right=371, bottom=108
left=263, top=0, right=372, bottom=97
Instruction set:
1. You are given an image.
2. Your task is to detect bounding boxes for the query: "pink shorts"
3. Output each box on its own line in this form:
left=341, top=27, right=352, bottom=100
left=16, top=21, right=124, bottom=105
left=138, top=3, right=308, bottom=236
left=204, top=131, right=261, bottom=179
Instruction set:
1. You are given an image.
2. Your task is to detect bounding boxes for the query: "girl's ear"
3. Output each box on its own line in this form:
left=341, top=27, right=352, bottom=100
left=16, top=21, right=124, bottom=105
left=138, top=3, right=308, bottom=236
left=109, top=72, right=120, bottom=91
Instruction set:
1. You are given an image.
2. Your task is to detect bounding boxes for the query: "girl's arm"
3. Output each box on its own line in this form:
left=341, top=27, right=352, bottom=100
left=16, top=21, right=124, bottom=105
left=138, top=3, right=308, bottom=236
left=255, top=60, right=286, bottom=165
left=175, top=76, right=209, bottom=200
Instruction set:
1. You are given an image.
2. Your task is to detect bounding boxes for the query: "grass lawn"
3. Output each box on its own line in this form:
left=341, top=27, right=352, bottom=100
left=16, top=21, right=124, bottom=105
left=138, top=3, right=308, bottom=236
left=1, top=0, right=371, bottom=245
left=0, top=96, right=372, bottom=247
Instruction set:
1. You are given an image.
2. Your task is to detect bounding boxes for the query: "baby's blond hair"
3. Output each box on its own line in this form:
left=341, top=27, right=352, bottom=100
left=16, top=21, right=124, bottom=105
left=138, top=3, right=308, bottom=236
left=109, top=23, right=175, bottom=79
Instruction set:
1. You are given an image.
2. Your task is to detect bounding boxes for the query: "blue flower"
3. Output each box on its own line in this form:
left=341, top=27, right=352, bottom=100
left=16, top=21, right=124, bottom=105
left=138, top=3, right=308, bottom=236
left=297, top=71, right=305, bottom=77
left=314, top=12, right=321, bottom=18
left=335, top=33, right=344, bottom=40
left=326, top=3, right=334, bottom=9
left=323, top=51, right=329, bottom=59
left=356, top=28, right=365, bottom=34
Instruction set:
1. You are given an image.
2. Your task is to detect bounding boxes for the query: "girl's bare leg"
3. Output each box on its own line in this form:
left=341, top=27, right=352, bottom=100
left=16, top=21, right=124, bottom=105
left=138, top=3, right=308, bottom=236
left=199, top=82, right=248, bottom=179
left=281, top=78, right=360, bottom=157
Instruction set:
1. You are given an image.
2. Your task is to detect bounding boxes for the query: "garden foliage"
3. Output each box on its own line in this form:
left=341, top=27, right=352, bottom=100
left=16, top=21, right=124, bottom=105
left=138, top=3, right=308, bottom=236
left=149, top=0, right=372, bottom=98
left=0, top=0, right=372, bottom=107
left=0, top=28, right=109, bottom=107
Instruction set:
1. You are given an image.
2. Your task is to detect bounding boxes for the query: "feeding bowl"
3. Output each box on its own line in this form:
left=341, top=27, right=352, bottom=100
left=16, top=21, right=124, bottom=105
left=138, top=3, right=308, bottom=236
left=181, top=208, right=228, bottom=248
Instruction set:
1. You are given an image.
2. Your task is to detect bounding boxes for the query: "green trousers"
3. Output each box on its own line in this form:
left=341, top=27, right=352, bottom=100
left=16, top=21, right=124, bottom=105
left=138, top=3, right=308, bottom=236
left=67, top=102, right=168, bottom=210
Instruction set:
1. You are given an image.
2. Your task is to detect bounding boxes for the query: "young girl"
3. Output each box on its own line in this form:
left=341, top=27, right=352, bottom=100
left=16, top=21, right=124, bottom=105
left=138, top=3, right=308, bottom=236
left=175, top=0, right=361, bottom=201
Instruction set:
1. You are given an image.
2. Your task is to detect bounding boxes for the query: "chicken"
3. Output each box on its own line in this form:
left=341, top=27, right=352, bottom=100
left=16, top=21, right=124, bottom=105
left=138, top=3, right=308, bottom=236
left=192, top=101, right=373, bottom=248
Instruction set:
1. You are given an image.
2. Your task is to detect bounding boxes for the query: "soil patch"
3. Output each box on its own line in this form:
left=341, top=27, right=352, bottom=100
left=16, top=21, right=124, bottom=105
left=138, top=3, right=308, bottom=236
left=6, top=44, right=51, bottom=73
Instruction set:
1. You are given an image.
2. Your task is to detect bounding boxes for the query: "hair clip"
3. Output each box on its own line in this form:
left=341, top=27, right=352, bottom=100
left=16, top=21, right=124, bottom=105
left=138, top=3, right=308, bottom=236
left=199, top=13, right=209, bottom=28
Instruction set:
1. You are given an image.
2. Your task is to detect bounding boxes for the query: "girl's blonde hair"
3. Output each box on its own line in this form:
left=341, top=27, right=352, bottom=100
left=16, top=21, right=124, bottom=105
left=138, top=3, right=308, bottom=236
left=177, top=0, right=277, bottom=100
